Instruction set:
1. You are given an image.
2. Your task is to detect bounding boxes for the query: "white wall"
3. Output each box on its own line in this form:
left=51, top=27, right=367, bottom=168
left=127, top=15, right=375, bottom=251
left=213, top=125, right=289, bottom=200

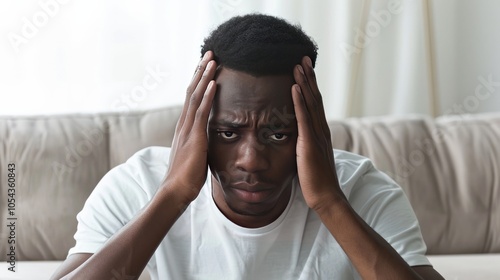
left=1, top=0, right=218, bottom=116
left=1, top=0, right=499, bottom=118
left=431, top=0, right=500, bottom=116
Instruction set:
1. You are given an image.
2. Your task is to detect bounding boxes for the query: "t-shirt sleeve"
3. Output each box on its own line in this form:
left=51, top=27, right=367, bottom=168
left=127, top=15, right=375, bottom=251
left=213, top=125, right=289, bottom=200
left=67, top=162, right=151, bottom=256
left=348, top=164, right=431, bottom=267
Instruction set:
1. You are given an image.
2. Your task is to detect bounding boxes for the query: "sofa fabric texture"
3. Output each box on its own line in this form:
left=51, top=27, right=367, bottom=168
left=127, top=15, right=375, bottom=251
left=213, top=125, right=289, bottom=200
left=1, top=106, right=499, bottom=262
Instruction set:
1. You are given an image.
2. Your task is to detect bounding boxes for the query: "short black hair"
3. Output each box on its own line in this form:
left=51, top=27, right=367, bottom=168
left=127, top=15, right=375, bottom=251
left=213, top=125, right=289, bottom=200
left=201, top=14, right=318, bottom=76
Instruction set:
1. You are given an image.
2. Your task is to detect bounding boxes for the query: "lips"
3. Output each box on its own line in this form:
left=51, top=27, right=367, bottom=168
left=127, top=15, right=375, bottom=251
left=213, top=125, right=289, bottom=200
left=231, top=181, right=274, bottom=202
left=232, top=181, right=271, bottom=192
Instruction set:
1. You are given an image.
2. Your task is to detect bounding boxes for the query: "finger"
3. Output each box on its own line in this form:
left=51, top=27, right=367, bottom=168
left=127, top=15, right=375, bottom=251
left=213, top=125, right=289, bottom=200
left=300, top=57, right=333, bottom=150
left=182, top=60, right=217, bottom=133
left=302, top=56, right=320, bottom=96
left=293, top=64, right=324, bottom=139
left=194, top=80, right=217, bottom=131
left=177, top=51, right=214, bottom=132
left=291, top=83, right=314, bottom=143
left=192, top=51, right=213, bottom=80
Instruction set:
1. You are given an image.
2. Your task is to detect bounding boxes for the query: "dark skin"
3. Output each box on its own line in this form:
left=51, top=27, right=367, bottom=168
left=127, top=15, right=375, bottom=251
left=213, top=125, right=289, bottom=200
left=51, top=52, right=444, bottom=279
left=208, top=68, right=297, bottom=228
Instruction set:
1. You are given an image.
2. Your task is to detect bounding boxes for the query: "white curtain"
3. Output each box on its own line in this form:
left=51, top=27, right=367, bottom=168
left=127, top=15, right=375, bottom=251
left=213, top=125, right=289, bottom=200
left=1, top=0, right=499, bottom=119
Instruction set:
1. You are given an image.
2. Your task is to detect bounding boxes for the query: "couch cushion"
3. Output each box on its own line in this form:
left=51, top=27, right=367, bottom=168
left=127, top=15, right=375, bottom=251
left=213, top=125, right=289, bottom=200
left=0, top=115, right=110, bottom=260
left=107, top=106, right=181, bottom=167
left=427, top=253, right=500, bottom=280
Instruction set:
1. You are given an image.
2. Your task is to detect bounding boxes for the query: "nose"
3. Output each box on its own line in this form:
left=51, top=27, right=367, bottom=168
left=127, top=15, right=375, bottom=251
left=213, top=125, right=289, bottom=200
left=235, top=136, right=269, bottom=173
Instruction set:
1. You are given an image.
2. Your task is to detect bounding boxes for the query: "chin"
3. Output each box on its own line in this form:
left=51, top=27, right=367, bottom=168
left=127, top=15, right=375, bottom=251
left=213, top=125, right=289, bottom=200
left=226, top=200, right=276, bottom=217
left=223, top=187, right=285, bottom=217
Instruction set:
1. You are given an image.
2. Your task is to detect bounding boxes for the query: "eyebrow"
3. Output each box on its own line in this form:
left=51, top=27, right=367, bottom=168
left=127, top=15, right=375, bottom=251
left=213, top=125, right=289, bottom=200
left=209, top=120, right=295, bottom=130
left=209, top=121, right=246, bottom=128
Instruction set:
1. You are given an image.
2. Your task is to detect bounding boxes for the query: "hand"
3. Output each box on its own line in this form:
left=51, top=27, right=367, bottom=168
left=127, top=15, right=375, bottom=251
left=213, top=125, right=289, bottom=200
left=292, top=59, right=443, bottom=279
left=291, top=56, right=345, bottom=211
left=162, top=51, right=217, bottom=204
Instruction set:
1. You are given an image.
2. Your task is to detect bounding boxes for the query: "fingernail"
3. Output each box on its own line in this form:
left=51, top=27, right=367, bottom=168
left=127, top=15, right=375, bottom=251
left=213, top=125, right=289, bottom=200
left=305, top=56, right=312, bottom=68
left=295, top=84, right=302, bottom=93
left=298, top=65, right=304, bottom=75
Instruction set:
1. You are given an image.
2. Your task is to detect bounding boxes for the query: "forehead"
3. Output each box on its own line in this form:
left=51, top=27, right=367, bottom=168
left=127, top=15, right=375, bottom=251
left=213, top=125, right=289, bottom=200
left=211, top=67, right=295, bottom=119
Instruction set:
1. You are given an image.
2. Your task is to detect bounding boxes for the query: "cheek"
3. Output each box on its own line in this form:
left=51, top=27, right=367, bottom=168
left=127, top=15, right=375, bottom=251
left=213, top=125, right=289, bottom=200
left=284, top=152, right=297, bottom=169
left=273, top=142, right=298, bottom=177
left=207, top=138, right=221, bottom=170
left=207, top=138, right=232, bottom=178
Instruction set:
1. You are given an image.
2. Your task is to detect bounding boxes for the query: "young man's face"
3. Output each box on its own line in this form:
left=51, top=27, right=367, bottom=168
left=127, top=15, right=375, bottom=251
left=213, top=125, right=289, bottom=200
left=208, top=67, right=298, bottom=228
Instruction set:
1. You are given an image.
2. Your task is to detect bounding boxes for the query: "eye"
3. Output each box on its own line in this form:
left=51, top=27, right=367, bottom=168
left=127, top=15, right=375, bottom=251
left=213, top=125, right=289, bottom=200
left=218, top=131, right=238, bottom=140
left=269, top=133, right=288, bottom=141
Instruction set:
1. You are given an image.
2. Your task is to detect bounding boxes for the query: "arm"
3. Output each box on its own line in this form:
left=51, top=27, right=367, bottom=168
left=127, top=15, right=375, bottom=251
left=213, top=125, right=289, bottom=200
left=291, top=56, right=444, bottom=280
left=51, top=51, right=218, bottom=280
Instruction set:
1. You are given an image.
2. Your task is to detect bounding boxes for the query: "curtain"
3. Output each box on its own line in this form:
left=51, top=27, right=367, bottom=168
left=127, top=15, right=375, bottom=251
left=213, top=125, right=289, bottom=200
left=1, top=0, right=499, bottom=118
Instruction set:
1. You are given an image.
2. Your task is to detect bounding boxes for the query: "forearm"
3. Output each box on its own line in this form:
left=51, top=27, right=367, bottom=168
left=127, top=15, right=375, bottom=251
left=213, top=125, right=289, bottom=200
left=316, top=197, right=422, bottom=280
left=62, top=185, right=189, bottom=280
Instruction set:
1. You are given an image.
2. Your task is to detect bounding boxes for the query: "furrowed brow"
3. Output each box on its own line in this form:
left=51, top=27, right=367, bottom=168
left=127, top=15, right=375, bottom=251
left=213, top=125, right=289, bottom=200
left=210, top=120, right=295, bottom=130
left=209, top=121, right=248, bottom=128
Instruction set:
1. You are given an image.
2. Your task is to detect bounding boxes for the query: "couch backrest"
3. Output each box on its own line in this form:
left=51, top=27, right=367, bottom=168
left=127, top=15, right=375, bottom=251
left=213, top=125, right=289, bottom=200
left=328, top=114, right=500, bottom=254
left=0, top=107, right=181, bottom=261
left=1, top=106, right=499, bottom=260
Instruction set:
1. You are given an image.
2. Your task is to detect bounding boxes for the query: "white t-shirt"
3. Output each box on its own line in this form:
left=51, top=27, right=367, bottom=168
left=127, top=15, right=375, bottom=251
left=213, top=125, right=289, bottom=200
left=68, top=146, right=431, bottom=280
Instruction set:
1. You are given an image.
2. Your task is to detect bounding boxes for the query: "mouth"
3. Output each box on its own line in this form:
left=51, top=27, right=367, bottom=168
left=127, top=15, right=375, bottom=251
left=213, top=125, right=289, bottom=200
left=231, top=182, right=274, bottom=203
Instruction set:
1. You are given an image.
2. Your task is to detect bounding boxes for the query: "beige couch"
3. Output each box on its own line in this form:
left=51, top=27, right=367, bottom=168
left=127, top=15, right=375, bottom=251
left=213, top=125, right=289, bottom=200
left=1, top=106, right=499, bottom=279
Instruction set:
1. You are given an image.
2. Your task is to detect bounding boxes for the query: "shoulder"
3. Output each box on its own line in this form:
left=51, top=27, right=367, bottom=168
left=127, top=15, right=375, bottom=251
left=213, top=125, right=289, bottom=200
left=115, top=146, right=171, bottom=190
left=333, top=149, right=374, bottom=175
left=124, top=146, right=171, bottom=169
left=86, top=146, right=170, bottom=210
left=333, top=149, right=407, bottom=213
left=68, top=146, right=172, bottom=256
left=334, top=150, right=430, bottom=266
left=333, top=149, right=380, bottom=198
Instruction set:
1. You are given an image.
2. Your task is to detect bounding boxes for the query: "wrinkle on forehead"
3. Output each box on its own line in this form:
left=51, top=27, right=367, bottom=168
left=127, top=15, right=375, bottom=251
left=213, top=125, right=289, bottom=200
left=210, top=67, right=296, bottom=127
left=216, top=110, right=277, bottom=127
left=210, top=106, right=297, bottom=130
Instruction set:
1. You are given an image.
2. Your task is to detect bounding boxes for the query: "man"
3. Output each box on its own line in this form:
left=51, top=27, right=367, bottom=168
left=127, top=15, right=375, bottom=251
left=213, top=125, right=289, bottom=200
left=52, top=14, right=444, bottom=279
